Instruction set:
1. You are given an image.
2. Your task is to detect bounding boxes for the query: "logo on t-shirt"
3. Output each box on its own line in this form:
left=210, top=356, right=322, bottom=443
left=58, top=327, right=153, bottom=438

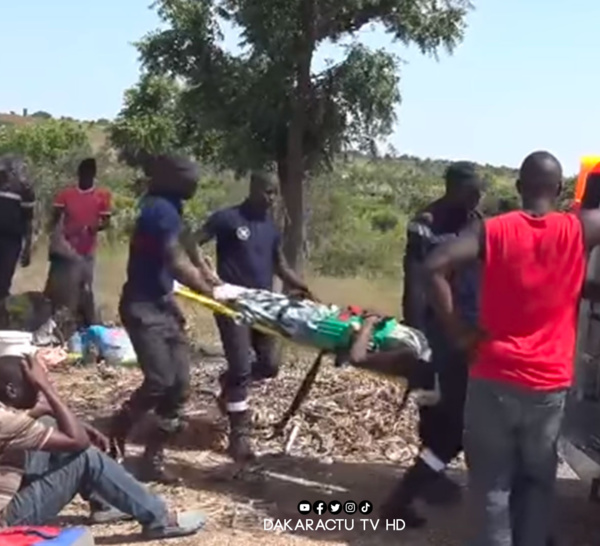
left=236, top=226, right=250, bottom=240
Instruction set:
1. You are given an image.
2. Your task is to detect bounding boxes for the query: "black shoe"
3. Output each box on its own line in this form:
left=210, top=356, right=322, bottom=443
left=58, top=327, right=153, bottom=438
left=380, top=502, right=427, bottom=529
left=138, top=429, right=181, bottom=485
left=251, top=363, right=278, bottom=382
left=108, top=406, right=135, bottom=462
left=421, top=472, right=462, bottom=506
left=227, top=410, right=256, bottom=463
left=379, top=459, right=438, bottom=528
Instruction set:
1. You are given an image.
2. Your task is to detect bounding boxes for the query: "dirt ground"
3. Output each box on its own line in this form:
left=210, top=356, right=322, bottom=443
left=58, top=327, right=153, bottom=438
left=45, top=360, right=600, bottom=546
left=11, top=248, right=600, bottom=545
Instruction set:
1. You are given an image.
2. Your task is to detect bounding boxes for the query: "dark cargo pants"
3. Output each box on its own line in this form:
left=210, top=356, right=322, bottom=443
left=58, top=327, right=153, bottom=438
left=119, top=295, right=191, bottom=432
left=0, top=235, right=22, bottom=300
left=418, top=319, right=468, bottom=465
left=45, top=254, right=96, bottom=331
left=464, top=377, right=567, bottom=546
left=214, top=314, right=277, bottom=413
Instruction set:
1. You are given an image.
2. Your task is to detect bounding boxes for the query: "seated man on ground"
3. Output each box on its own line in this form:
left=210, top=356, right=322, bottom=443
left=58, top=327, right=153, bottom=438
left=0, top=351, right=205, bottom=539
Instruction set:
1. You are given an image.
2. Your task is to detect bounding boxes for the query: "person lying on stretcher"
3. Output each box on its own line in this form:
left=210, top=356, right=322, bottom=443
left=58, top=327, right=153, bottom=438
left=347, top=312, right=438, bottom=404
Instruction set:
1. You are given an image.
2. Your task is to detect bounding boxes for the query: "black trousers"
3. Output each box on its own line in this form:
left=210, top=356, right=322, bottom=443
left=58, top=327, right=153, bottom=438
left=119, top=295, right=191, bottom=432
left=45, top=255, right=96, bottom=332
left=0, top=235, right=22, bottom=300
left=418, top=324, right=469, bottom=464
left=215, top=314, right=277, bottom=411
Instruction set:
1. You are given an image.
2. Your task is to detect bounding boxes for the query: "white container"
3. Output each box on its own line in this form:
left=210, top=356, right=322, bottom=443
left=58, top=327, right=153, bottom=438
left=0, top=331, right=34, bottom=358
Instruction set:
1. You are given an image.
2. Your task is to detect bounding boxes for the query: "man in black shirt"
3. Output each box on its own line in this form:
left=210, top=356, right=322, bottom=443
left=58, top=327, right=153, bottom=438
left=0, top=155, right=34, bottom=302
left=186, top=171, right=312, bottom=463
left=383, top=162, right=484, bottom=527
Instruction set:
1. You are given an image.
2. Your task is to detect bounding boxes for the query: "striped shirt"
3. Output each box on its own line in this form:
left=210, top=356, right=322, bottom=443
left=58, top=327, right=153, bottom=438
left=402, top=207, right=482, bottom=329
left=0, top=406, right=52, bottom=519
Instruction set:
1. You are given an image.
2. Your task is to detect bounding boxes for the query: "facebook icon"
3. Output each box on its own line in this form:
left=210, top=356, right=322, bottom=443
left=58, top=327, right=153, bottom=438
left=313, top=501, right=326, bottom=515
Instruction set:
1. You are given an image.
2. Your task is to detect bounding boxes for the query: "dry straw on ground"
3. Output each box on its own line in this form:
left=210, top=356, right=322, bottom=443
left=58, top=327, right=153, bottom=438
left=12, top=256, right=600, bottom=545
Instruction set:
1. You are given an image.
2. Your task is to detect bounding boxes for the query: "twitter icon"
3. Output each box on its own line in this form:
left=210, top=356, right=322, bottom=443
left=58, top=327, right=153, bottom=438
left=328, top=500, right=342, bottom=514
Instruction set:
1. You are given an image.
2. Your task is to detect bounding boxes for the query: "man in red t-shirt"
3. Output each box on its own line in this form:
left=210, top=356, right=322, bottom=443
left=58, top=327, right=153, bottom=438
left=424, top=151, right=598, bottom=546
left=46, top=158, right=111, bottom=327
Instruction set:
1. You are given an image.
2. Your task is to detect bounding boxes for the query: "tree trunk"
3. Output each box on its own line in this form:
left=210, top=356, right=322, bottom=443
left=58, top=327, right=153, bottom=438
left=279, top=159, right=305, bottom=273
left=281, top=0, right=316, bottom=274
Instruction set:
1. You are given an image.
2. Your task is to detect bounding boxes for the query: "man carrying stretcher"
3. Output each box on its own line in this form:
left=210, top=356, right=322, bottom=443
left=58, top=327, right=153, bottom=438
left=186, top=171, right=314, bottom=462
left=388, top=161, right=485, bottom=527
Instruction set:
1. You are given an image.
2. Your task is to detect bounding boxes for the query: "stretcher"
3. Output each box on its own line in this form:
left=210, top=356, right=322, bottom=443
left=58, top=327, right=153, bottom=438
left=174, top=282, right=334, bottom=434
left=173, top=282, right=436, bottom=437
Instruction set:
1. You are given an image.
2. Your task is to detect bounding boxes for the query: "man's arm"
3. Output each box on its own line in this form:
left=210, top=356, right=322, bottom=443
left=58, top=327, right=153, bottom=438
left=348, top=316, right=420, bottom=377
left=97, top=189, right=112, bottom=231
left=50, top=188, right=67, bottom=229
left=166, top=238, right=214, bottom=296
left=49, top=189, right=81, bottom=261
left=48, top=214, right=81, bottom=262
left=180, top=222, right=220, bottom=285
left=27, top=395, right=109, bottom=452
left=152, top=204, right=215, bottom=296
left=7, top=355, right=91, bottom=453
left=423, top=222, right=484, bottom=341
left=401, top=214, right=431, bottom=328
left=19, top=186, right=35, bottom=267
left=274, top=243, right=309, bottom=293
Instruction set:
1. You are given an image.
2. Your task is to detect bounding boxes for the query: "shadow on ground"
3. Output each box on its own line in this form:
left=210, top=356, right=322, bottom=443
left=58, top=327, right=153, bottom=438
left=157, top=454, right=600, bottom=546
left=82, top=408, right=600, bottom=545
left=91, top=407, right=229, bottom=454
left=170, top=454, right=462, bottom=545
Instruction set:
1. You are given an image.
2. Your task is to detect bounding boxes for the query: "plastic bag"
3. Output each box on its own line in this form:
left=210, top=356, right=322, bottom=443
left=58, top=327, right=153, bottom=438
left=82, top=326, right=137, bottom=366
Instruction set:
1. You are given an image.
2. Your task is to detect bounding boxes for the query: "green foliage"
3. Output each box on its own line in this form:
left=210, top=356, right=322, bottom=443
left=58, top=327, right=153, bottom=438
left=0, top=119, right=90, bottom=165
left=108, top=75, right=190, bottom=165
left=131, top=0, right=470, bottom=169
left=111, top=0, right=472, bottom=270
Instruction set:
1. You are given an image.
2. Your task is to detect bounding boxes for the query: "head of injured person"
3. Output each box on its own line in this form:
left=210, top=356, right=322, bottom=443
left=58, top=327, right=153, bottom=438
left=145, top=154, right=200, bottom=200
left=0, top=355, right=39, bottom=410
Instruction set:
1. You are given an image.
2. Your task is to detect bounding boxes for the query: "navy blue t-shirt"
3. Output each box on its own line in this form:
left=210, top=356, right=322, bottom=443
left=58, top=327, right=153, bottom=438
left=122, top=194, right=183, bottom=301
left=203, top=201, right=280, bottom=289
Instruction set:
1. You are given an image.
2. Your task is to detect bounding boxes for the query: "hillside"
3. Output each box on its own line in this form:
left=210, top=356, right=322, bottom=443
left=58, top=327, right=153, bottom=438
left=0, top=111, right=109, bottom=152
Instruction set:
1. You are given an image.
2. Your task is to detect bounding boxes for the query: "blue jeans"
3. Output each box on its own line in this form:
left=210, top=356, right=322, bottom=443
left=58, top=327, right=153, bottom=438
left=5, top=447, right=168, bottom=530
left=464, top=378, right=567, bottom=546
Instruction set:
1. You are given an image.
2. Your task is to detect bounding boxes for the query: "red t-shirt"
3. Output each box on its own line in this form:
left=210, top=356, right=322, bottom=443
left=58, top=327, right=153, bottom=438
left=472, top=211, right=586, bottom=390
left=53, top=186, right=111, bottom=255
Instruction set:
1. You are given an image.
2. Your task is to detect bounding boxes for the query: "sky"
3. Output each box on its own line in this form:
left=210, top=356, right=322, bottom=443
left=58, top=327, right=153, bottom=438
left=1, top=0, right=598, bottom=174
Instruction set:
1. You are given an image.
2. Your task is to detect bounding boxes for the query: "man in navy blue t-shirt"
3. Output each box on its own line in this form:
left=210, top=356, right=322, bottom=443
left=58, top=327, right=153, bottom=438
left=108, top=155, right=214, bottom=484
left=189, top=171, right=311, bottom=462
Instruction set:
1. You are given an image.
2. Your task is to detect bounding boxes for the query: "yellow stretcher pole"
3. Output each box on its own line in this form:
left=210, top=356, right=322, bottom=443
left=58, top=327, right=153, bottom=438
left=173, top=282, right=420, bottom=435
left=173, top=282, right=288, bottom=340
left=173, top=282, right=405, bottom=383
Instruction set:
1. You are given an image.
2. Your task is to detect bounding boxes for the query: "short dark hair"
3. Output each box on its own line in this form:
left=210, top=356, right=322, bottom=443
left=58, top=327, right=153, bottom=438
left=0, top=356, right=25, bottom=387
left=444, top=161, right=484, bottom=192
left=250, top=170, right=276, bottom=187
left=78, top=158, right=97, bottom=179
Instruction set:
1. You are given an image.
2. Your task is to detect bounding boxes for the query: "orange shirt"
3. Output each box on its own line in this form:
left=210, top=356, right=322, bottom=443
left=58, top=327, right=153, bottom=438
left=53, top=186, right=111, bottom=255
